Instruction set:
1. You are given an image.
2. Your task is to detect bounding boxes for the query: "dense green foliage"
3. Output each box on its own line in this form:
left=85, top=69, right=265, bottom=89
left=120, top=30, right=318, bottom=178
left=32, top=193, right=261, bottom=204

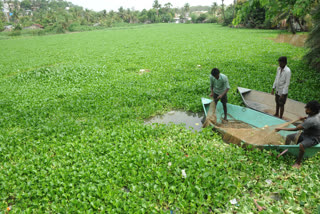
left=304, top=4, right=320, bottom=72
left=0, top=0, right=218, bottom=35
left=0, top=24, right=319, bottom=213
left=233, top=0, right=266, bottom=28
left=234, top=0, right=319, bottom=32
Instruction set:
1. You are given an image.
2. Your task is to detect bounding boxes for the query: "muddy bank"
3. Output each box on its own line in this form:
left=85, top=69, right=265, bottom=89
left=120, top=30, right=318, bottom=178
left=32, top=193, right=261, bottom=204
left=268, top=34, right=308, bottom=47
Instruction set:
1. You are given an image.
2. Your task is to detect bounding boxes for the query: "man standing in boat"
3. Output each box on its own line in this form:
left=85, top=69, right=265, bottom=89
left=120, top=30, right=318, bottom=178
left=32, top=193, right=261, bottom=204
left=271, top=56, right=291, bottom=119
left=209, top=68, right=230, bottom=121
left=276, top=100, right=320, bottom=168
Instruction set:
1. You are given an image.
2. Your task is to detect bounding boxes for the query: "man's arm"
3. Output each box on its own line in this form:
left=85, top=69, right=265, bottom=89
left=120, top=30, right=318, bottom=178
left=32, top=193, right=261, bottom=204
left=271, top=69, right=278, bottom=95
left=275, top=124, right=304, bottom=132
left=217, top=88, right=229, bottom=99
left=209, top=76, right=214, bottom=97
left=210, top=87, right=214, bottom=97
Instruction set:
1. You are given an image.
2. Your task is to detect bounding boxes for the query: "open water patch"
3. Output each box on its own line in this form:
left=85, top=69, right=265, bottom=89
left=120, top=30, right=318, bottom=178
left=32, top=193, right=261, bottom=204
left=144, top=110, right=204, bottom=132
left=267, top=34, right=307, bottom=47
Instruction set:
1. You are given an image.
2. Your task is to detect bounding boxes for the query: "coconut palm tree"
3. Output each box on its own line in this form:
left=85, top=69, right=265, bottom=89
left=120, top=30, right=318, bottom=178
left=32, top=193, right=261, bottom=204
left=184, top=3, right=190, bottom=18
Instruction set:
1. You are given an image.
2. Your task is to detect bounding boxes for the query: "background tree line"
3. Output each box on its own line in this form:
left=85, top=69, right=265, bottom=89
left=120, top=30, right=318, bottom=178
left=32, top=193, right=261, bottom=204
left=1, top=0, right=318, bottom=32
left=0, top=0, right=219, bottom=33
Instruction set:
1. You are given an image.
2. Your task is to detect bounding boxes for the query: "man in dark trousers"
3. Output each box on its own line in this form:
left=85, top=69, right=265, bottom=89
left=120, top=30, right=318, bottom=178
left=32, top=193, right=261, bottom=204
left=276, top=100, right=320, bottom=168
left=209, top=68, right=230, bottom=121
left=271, top=56, right=291, bottom=119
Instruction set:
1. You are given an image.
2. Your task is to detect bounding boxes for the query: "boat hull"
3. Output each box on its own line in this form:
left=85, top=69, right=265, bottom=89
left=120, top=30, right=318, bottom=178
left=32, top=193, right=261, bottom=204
left=237, top=87, right=306, bottom=122
left=201, top=97, right=320, bottom=158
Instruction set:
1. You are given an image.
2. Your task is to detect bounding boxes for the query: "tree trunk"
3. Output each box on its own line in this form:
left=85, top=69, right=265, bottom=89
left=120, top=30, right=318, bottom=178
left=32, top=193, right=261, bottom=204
left=296, top=18, right=305, bottom=31
left=222, top=0, right=226, bottom=22
left=233, top=0, right=236, bottom=20
left=289, top=14, right=296, bottom=34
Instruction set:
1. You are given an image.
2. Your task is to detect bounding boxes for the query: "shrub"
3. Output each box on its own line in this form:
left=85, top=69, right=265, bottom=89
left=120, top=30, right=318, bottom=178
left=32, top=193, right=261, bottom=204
left=68, top=22, right=81, bottom=32
left=196, top=13, right=208, bottom=23
left=55, top=23, right=65, bottom=34
left=14, top=23, right=22, bottom=31
left=206, top=16, right=218, bottom=23
left=9, top=30, right=21, bottom=36
left=0, top=20, right=4, bottom=32
left=37, top=30, right=45, bottom=36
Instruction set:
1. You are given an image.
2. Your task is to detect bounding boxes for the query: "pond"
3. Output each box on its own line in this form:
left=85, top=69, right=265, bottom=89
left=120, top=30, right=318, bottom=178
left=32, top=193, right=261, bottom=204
left=144, top=110, right=204, bottom=132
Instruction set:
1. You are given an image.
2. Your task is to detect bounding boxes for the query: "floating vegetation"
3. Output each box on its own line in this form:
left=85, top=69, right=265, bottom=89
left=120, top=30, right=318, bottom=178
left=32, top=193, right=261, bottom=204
left=0, top=24, right=319, bottom=213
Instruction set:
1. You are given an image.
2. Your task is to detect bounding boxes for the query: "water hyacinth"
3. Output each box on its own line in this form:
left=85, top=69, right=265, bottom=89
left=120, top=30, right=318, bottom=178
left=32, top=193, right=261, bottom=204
left=0, top=24, right=319, bottom=213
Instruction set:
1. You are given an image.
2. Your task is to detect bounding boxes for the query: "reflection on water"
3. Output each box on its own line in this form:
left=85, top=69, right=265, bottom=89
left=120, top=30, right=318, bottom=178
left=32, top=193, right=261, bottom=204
left=144, top=110, right=204, bottom=132
left=268, top=34, right=308, bottom=47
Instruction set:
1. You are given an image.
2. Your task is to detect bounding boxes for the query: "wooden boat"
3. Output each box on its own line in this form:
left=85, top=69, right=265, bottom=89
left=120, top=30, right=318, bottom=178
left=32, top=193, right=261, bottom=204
left=237, top=87, right=306, bottom=122
left=201, top=97, right=320, bottom=158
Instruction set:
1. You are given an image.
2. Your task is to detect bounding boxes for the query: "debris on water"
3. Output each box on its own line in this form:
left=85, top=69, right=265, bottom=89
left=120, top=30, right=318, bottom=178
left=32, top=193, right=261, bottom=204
left=272, top=168, right=277, bottom=175
left=270, top=192, right=281, bottom=201
left=122, top=187, right=130, bottom=193
left=254, top=199, right=265, bottom=211
left=265, top=179, right=272, bottom=185
left=138, top=69, right=150, bottom=75
left=181, top=169, right=187, bottom=178
left=230, top=198, right=237, bottom=205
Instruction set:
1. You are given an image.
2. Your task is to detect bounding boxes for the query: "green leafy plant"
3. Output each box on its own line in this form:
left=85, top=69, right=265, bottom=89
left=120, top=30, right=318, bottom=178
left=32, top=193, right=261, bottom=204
left=0, top=24, right=319, bottom=213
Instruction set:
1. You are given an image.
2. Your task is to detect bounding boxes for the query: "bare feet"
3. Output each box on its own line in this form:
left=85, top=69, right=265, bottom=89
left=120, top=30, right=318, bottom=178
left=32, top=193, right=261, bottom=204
left=292, top=163, right=301, bottom=169
left=274, top=114, right=279, bottom=117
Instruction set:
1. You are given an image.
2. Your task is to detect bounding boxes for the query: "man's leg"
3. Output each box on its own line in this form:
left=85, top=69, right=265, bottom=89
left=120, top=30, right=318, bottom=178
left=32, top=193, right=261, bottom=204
left=222, top=103, right=227, bottom=121
left=213, top=93, right=219, bottom=108
left=292, top=136, right=316, bottom=168
left=274, top=94, right=279, bottom=117
left=293, top=143, right=304, bottom=168
left=279, top=106, right=284, bottom=119
left=220, top=94, right=228, bottom=121
left=279, top=94, right=287, bottom=119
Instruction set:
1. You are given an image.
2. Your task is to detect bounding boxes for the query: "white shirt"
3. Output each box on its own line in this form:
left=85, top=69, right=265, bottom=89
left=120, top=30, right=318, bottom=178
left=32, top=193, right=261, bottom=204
left=273, top=65, right=291, bottom=95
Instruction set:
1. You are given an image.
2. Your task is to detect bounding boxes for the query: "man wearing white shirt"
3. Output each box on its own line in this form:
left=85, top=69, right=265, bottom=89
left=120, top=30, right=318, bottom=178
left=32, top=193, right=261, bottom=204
left=271, top=56, right=291, bottom=119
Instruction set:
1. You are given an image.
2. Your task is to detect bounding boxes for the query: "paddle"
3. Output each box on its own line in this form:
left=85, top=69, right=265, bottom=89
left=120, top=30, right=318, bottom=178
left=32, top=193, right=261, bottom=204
left=272, top=118, right=301, bottom=131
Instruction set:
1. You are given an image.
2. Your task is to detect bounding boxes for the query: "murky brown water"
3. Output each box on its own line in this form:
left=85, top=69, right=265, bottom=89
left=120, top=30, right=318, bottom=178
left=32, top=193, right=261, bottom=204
left=144, top=110, right=204, bottom=132
left=268, top=34, right=308, bottom=47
